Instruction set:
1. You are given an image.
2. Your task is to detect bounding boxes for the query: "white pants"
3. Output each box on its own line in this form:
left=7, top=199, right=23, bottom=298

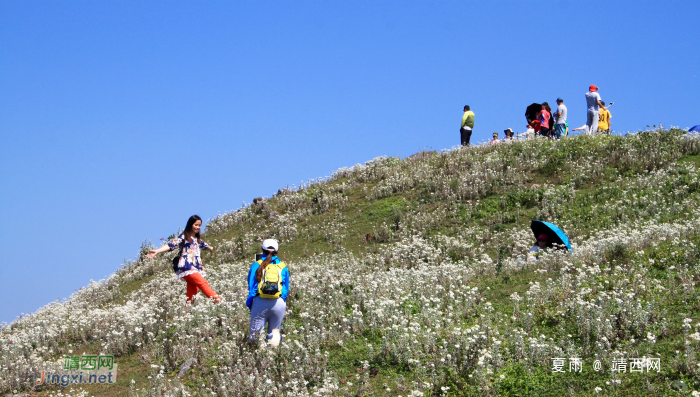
left=586, top=111, right=599, bottom=135
left=249, top=297, right=286, bottom=342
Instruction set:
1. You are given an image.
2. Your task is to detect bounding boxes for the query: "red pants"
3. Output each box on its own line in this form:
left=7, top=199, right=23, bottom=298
left=182, top=272, right=220, bottom=303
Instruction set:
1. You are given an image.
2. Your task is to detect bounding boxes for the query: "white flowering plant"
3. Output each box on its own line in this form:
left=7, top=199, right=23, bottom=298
left=3, top=128, right=700, bottom=396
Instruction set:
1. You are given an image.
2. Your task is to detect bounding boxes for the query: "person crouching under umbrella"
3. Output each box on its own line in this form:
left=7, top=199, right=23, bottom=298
left=528, top=234, right=552, bottom=261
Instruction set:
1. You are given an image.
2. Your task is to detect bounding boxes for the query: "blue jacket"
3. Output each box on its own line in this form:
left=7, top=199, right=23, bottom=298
left=246, top=256, right=290, bottom=308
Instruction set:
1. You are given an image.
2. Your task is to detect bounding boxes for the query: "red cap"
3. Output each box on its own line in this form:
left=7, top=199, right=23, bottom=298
left=537, top=234, right=549, bottom=241
left=589, top=84, right=598, bottom=92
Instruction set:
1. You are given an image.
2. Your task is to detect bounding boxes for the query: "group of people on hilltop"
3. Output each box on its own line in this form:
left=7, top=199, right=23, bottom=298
left=460, top=84, right=612, bottom=146
left=521, top=99, right=568, bottom=141
left=141, top=91, right=612, bottom=347
left=147, top=215, right=289, bottom=348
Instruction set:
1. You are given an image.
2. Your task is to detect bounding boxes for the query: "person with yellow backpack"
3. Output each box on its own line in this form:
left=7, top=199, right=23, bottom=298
left=246, top=239, right=290, bottom=347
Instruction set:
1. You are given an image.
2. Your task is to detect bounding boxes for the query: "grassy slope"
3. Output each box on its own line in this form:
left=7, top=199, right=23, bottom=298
left=26, top=131, right=700, bottom=396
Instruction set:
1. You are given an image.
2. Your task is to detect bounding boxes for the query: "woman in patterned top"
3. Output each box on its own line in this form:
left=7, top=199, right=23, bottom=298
left=147, top=215, right=221, bottom=304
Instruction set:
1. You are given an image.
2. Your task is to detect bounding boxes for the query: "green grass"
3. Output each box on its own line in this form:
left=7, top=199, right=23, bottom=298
left=679, top=152, right=700, bottom=168
left=315, top=231, right=700, bottom=396
left=27, top=130, right=700, bottom=396
left=34, top=348, right=152, bottom=396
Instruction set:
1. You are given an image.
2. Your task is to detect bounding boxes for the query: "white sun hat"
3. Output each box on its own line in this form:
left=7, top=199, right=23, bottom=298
left=262, top=239, right=279, bottom=252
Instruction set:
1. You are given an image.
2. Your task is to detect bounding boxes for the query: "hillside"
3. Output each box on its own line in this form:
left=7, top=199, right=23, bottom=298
left=3, top=128, right=700, bottom=396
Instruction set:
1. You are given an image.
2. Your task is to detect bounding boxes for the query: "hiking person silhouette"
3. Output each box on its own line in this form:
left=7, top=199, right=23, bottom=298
left=247, top=239, right=290, bottom=348
left=147, top=215, right=221, bottom=304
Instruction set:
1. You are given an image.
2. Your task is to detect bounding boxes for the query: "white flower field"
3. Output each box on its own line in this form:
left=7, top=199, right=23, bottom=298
left=4, top=128, right=700, bottom=396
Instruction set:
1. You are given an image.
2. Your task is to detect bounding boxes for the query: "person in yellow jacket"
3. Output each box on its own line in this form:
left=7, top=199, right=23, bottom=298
left=461, top=105, right=475, bottom=146
left=597, top=101, right=612, bottom=134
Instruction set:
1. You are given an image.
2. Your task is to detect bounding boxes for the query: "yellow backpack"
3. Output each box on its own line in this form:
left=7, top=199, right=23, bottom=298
left=257, top=260, right=287, bottom=299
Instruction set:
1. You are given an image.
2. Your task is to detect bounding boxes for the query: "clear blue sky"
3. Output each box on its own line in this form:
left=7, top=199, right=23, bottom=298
left=1, top=1, right=698, bottom=324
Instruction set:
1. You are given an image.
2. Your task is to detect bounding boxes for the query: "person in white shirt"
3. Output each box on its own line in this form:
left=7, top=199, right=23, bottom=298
left=517, top=124, right=536, bottom=139
left=585, top=85, right=607, bottom=135
left=554, top=98, right=567, bottom=139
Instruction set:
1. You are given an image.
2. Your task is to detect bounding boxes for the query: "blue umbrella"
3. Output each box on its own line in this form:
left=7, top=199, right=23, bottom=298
left=689, top=125, right=700, bottom=133
left=530, top=220, right=572, bottom=252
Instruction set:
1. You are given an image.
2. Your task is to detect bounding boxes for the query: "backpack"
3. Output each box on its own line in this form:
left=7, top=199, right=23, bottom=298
left=257, top=259, right=287, bottom=299
left=172, top=239, right=185, bottom=273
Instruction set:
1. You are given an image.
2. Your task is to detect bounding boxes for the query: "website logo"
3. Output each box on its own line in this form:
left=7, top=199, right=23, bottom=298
left=36, top=355, right=118, bottom=387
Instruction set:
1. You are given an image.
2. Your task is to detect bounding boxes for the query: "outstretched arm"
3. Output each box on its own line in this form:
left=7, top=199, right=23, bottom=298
left=146, top=244, right=171, bottom=259
left=147, top=235, right=184, bottom=259
left=200, top=240, right=214, bottom=252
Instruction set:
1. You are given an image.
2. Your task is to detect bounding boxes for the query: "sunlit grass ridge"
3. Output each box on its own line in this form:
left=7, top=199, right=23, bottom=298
left=4, top=128, right=700, bottom=396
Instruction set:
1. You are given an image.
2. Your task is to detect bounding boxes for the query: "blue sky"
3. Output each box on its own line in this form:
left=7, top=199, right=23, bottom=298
left=1, top=1, right=699, bottom=324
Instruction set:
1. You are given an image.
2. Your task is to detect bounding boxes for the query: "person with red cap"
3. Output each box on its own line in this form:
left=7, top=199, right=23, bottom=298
left=584, top=85, right=607, bottom=135
left=528, top=233, right=553, bottom=261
